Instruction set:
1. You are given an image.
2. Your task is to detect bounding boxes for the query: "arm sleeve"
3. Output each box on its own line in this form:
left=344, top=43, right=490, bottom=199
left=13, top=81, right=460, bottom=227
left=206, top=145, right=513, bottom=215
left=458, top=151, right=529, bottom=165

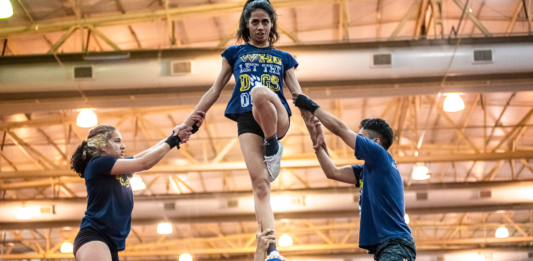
left=89, top=156, right=118, bottom=177
left=284, top=52, right=299, bottom=71
left=354, top=135, right=388, bottom=167
left=221, top=46, right=237, bottom=67
left=351, top=165, right=363, bottom=188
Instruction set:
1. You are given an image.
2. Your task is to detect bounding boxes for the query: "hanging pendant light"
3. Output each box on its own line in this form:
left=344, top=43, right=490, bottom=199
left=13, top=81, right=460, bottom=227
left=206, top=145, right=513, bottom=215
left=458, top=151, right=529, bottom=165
left=412, top=165, right=430, bottom=180
left=60, top=242, right=73, bottom=253
left=76, top=109, right=98, bottom=128
left=157, top=222, right=173, bottom=234
left=278, top=234, right=293, bottom=247
left=495, top=226, right=509, bottom=238
left=16, top=206, right=32, bottom=220
left=179, top=253, right=193, bottom=261
left=443, top=93, right=465, bottom=112
left=0, top=0, right=14, bottom=19
left=130, top=176, right=146, bottom=191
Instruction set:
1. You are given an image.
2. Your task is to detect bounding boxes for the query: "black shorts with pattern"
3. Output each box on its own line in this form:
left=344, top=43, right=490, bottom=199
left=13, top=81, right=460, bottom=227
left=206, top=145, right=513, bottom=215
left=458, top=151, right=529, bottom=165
left=373, top=237, right=416, bottom=261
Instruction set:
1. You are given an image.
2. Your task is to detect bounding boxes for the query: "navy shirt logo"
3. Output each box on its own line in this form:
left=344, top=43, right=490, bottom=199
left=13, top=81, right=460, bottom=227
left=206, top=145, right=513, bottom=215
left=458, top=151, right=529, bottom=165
left=116, top=175, right=131, bottom=188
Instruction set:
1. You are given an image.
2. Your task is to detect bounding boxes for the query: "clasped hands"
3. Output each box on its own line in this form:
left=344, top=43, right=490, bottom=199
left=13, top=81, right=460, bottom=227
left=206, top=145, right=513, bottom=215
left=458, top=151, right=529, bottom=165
left=171, top=111, right=206, bottom=145
left=291, top=93, right=327, bottom=152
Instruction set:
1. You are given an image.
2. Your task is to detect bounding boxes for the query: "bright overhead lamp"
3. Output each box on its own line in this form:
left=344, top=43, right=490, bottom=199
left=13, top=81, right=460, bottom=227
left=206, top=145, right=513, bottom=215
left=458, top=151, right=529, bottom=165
left=60, top=242, right=73, bottom=253
left=475, top=254, right=485, bottom=261
left=270, top=195, right=290, bottom=211
left=0, top=0, right=14, bottom=19
left=443, top=93, right=465, bottom=112
left=179, top=253, right=193, bottom=261
left=130, top=176, right=146, bottom=191
left=16, top=207, right=32, bottom=220
left=495, top=226, right=509, bottom=238
left=278, top=234, right=293, bottom=247
left=157, top=222, right=173, bottom=234
left=76, top=109, right=98, bottom=128
left=404, top=214, right=410, bottom=224
left=529, top=190, right=533, bottom=200
left=412, top=165, right=430, bottom=180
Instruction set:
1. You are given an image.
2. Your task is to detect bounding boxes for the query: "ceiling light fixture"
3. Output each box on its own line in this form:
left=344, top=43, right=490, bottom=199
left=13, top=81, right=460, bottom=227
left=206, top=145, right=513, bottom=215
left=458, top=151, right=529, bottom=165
left=130, top=176, right=146, bottom=191
left=16, top=206, right=32, bottom=220
left=60, top=242, right=73, bottom=253
left=475, top=254, right=486, bottom=261
left=270, top=196, right=291, bottom=211
left=76, top=109, right=98, bottom=128
left=157, top=222, right=173, bottom=234
left=179, top=253, right=193, bottom=261
left=0, top=0, right=13, bottom=19
left=443, top=93, right=465, bottom=112
left=278, top=234, right=293, bottom=247
left=495, top=226, right=509, bottom=238
left=412, top=165, right=430, bottom=180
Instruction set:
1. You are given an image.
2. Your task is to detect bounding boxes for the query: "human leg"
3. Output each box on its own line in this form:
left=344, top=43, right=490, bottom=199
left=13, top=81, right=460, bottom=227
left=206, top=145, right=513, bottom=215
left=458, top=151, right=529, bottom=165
left=75, top=241, right=113, bottom=261
left=250, top=86, right=290, bottom=181
left=250, top=86, right=290, bottom=139
left=239, top=133, right=282, bottom=259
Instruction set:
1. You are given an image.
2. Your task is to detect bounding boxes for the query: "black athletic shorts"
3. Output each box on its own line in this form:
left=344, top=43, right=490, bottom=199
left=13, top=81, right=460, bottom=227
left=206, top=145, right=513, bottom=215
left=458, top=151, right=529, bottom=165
left=73, top=226, right=119, bottom=261
left=371, top=237, right=416, bottom=261
left=236, top=111, right=290, bottom=140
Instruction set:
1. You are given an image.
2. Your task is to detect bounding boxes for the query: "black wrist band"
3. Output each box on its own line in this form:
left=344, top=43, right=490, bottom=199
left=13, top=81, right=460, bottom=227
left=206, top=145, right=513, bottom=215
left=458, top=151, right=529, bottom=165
left=191, top=123, right=199, bottom=134
left=165, top=133, right=182, bottom=150
left=295, top=94, right=320, bottom=114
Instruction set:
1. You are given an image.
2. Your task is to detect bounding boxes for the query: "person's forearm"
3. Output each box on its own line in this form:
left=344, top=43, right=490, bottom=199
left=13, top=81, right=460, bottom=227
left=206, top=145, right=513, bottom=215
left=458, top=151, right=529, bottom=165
left=134, top=139, right=167, bottom=158
left=315, top=147, right=337, bottom=179
left=314, top=108, right=350, bottom=137
left=254, top=249, right=266, bottom=261
left=138, top=143, right=171, bottom=170
left=184, top=88, right=220, bottom=126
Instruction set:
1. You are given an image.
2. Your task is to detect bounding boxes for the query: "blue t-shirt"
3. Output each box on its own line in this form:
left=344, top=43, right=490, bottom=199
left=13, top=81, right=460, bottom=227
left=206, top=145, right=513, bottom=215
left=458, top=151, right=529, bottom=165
left=351, top=135, right=412, bottom=250
left=221, top=43, right=298, bottom=121
left=80, top=156, right=134, bottom=251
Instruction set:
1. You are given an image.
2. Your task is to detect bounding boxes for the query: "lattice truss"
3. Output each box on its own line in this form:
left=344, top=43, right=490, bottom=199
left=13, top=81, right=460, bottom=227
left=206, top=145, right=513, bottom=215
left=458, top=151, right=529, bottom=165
left=1, top=92, right=533, bottom=259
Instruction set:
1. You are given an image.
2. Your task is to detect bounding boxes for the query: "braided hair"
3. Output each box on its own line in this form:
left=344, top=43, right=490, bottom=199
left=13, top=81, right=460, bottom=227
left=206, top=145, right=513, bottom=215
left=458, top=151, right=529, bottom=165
left=236, top=0, right=279, bottom=46
left=70, top=125, right=116, bottom=177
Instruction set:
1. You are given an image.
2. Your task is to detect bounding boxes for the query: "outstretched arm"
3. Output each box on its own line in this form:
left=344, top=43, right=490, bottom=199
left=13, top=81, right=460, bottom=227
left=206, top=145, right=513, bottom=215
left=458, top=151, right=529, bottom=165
left=173, top=58, right=232, bottom=134
left=306, top=119, right=357, bottom=184
left=294, top=94, right=357, bottom=150
left=111, top=125, right=192, bottom=175
left=284, top=68, right=326, bottom=148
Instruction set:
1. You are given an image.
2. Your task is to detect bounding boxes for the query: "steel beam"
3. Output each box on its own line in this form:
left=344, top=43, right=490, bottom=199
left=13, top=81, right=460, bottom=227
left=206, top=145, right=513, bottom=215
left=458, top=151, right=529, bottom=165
left=0, top=0, right=331, bottom=38
left=2, top=151, right=533, bottom=179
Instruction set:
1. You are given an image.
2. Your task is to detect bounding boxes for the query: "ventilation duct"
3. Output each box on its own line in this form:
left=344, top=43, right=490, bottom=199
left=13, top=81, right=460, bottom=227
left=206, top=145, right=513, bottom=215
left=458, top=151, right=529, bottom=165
left=164, top=202, right=175, bottom=210
left=1, top=37, right=531, bottom=94
left=473, top=49, right=493, bottom=63
left=227, top=200, right=238, bottom=208
left=171, top=61, right=192, bottom=75
left=372, top=53, right=392, bottom=67
left=73, top=66, right=93, bottom=79
left=416, top=192, right=428, bottom=201
left=480, top=190, right=492, bottom=198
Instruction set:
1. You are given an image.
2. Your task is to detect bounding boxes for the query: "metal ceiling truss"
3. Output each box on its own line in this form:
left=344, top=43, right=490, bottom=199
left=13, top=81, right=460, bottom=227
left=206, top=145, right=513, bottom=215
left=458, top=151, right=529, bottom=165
left=1, top=210, right=532, bottom=259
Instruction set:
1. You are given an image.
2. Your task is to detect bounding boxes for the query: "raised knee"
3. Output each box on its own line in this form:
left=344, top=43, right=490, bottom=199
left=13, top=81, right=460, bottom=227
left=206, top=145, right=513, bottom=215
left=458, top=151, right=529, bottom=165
left=250, top=86, right=269, bottom=102
left=252, top=177, right=270, bottom=199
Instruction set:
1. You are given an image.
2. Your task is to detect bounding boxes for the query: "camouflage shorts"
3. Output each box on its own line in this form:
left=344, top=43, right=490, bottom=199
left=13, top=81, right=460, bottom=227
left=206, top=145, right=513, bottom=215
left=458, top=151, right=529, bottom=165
left=374, top=237, right=416, bottom=261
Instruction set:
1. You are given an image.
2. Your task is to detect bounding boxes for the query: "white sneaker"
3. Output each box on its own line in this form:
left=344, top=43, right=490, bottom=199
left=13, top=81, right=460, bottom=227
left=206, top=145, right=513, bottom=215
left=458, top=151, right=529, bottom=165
left=264, top=142, right=283, bottom=182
